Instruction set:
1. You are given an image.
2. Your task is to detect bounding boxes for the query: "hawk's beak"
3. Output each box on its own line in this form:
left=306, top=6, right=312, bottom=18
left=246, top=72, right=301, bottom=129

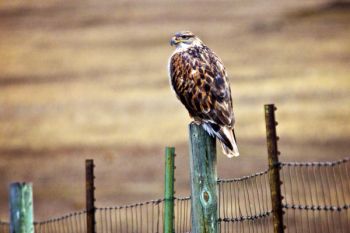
left=170, top=37, right=178, bottom=46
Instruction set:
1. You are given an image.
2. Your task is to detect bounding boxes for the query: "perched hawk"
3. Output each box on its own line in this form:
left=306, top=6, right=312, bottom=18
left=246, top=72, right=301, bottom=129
left=168, top=31, right=239, bottom=158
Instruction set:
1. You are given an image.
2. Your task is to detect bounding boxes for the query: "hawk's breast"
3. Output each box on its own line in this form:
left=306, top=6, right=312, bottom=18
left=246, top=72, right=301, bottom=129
left=169, top=44, right=234, bottom=127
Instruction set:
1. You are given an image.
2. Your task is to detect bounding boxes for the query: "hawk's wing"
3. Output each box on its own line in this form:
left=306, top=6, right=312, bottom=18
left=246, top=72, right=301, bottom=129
left=169, top=46, right=235, bottom=128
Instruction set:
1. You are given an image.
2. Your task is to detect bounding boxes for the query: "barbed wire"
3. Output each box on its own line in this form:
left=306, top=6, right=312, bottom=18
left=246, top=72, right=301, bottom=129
left=95, top=196, right=191, bottom=212
left=217, top=168, right=270, bottom=183
left=283, top=204, right=350, bottom=211
left=96, top=198, right=164, bottom=211
left=280, top=157, right=349, bottom=167
left=218, top=211, right=272, bottom=222
left=34, top=210, right=86, bottom=225
left=174, top=196, right=191, bottom=201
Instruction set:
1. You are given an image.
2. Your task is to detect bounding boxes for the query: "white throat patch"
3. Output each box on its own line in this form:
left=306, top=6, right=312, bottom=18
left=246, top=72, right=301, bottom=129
left=175, top=40, right=202, bottom=52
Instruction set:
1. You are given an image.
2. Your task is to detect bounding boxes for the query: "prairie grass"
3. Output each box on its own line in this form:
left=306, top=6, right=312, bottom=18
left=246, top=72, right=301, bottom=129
left=0, top=0, right=349, bottom=219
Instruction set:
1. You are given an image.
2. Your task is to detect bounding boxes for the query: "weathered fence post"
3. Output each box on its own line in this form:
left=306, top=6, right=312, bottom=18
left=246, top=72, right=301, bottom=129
left=86, top=159, right=96, bottom=233
left=163, top=147, right=175, bottom=233
left=264, top=104, right=285, bottom=233
left=189, top=123, right=218, bottom=233
left=9, top=182, right=34, bottom=233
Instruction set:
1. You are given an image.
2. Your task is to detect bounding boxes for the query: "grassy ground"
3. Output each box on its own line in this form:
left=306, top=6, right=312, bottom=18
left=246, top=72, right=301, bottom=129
left=0, top=0, right=349, bottom=220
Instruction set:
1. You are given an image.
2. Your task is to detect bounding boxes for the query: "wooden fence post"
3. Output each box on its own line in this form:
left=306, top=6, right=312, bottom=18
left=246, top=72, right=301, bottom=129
left=86, top=159, right=96, bottom=233
left=264, top=104, right=285, bottom=233
left=163, top=147, right=175, bottom=233
left=9, top=182, right=34, bottom=233
left=189, top=124, right=218, bottom=233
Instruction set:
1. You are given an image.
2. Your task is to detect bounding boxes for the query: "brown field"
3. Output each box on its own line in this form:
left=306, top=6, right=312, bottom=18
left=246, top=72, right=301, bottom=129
left=0, top=0, right=349, bottom=220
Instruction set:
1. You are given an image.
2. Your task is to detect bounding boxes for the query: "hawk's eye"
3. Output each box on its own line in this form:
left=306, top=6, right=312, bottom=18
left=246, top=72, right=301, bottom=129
left=181, top=36, right=190, bottom=40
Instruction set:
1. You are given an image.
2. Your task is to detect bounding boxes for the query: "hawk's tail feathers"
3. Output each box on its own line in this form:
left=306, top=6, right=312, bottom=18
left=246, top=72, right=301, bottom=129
left=220, top=139, right=239, bottom=158
left=202, top=123, right=240, bottom=158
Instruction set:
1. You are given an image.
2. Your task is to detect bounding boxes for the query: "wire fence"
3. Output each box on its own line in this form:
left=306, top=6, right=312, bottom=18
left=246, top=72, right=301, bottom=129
left=1, top=157, right=349, bottom=233
left=96, top=199, right=165, bottom=233
left=34, top=210, right=87, bottom=233
left=94, top=197, right=192, bottom=233
left=217, top=157, right=350, bottom=233
left=217, top=169, right=273, bottom=233
left=280, top=158, right=350, bottom=233
left=0, top=197, right=190, bottom=233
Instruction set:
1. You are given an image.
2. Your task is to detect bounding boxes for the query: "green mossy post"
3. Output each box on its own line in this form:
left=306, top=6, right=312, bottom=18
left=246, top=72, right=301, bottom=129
left=189, top=124, right=218, bottom=233
left=9, top=183, right=34, bottom=233
left=163, top=147, right=175, bottom=233
left=265, top=104, right=285, bottom=233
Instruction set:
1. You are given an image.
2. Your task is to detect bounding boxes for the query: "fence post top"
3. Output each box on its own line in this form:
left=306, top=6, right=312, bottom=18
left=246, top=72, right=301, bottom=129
left=165, top=146, right=175, bottom=151
left=264, top=104, right=277, bottom=112
left=10, top=182, right=32, bottom=188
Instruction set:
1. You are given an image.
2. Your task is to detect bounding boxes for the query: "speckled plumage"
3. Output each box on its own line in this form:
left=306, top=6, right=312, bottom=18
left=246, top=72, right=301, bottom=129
left=168, top=31, right=239, bottom=157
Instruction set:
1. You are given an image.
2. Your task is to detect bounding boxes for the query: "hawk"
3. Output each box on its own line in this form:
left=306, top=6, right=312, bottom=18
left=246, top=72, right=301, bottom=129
left=168, top=31, right=239, bottom=158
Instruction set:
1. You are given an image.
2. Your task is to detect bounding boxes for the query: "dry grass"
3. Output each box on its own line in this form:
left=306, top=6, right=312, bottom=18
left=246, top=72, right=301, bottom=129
left=0, top=0, right=349, bottom=220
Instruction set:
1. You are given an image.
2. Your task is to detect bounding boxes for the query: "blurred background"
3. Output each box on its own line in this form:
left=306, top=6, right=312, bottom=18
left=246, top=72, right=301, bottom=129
left=0, top=0, right=349, bottom=220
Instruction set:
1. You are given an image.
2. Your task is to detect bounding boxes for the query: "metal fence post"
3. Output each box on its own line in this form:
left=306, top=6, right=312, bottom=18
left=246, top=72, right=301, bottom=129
left=164, top=147, right=175, bottom=233
left=264, top=104, right=285, bottom=233
left=189, top=123, right=218, bottom=233
left=86, top=159, right=96, bottom=233
left=9, top=182, right=34, bottom=233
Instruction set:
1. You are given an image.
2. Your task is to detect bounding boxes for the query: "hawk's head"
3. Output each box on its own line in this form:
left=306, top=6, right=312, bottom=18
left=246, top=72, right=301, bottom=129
left=170, top=31, right=203, bottom=49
